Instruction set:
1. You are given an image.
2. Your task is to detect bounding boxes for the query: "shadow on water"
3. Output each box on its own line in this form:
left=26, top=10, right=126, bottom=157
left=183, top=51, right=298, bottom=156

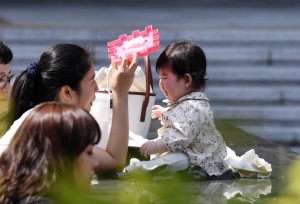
left=88, top=178, right=273, bottom=204
left=87, top=168, right=300, bottom=203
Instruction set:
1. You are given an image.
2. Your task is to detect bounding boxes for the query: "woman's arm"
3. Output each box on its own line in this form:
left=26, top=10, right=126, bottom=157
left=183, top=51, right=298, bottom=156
left=94, top=54, right=138, bottom=173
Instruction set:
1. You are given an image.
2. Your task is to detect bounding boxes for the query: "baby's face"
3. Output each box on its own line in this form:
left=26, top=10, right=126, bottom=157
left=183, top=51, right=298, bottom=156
left=158, top=66, right=187, bottom=103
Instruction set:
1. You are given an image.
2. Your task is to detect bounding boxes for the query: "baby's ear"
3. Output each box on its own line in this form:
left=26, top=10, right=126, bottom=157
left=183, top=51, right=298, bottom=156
left=184, top=74, right=193, bottom=88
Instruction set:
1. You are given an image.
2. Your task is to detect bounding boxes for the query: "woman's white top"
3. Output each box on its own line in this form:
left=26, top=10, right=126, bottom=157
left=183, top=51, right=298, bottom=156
left=0, top=109, right=32, bottom=155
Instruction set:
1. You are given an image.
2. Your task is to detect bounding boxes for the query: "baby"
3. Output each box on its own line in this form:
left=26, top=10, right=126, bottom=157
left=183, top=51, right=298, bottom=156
left=140, top=41, right=230, bottom=177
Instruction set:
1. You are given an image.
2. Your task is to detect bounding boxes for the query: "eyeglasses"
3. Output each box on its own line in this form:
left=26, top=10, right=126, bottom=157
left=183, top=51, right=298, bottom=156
left=0, top=74, right=16, bottom=89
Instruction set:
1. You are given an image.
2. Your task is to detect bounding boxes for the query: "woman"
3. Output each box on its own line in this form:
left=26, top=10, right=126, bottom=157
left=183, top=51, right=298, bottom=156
left=0, top=43, right=138, bottom=172
left=0, top=102, right=101, bottom=203
left=0, top=40, right=14, bottom=114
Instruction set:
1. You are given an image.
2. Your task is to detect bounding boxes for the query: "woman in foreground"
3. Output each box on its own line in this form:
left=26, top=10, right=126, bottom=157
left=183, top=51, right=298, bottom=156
left=0, top=102, right=101, bottom=203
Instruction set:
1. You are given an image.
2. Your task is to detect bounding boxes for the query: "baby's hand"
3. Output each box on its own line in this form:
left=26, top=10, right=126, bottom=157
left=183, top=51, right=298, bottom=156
left=151, top=105, right=164, bottom=120
left=139, top=141, right=157, bottom=158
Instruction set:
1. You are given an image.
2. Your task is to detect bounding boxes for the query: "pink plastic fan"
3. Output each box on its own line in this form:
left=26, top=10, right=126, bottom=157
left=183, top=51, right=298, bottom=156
left=108, top=25, right=160, bottom=66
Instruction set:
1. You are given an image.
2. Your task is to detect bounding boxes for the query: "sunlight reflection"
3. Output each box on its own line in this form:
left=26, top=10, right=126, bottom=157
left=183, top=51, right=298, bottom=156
left=89, top=178, right=272, bottom=203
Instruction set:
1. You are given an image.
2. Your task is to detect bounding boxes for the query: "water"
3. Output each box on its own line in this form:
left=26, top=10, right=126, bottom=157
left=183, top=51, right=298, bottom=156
left=88, top=177, right=298, bottom=203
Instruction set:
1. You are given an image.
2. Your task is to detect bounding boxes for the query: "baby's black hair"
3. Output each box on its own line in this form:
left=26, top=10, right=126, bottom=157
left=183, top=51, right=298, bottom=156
left=156, top=41, right=208, bottom=91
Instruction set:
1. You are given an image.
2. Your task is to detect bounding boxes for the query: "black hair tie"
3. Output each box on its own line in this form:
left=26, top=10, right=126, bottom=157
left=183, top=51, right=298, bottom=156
left=27, top=62, right=39, bottom=80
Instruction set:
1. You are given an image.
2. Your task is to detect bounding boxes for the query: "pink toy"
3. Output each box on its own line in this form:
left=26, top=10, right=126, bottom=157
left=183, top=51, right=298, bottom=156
left=108, top=25, right=160, bottom=66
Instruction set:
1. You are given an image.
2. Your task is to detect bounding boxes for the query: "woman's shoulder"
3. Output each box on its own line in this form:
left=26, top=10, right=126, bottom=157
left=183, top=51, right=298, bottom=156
left=1, top=108, right=32, bottom=138
left=0, top=108, right=33, bottom=153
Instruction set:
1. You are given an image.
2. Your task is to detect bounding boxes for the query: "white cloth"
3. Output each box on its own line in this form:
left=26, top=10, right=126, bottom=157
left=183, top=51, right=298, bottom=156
left=195, top=179, right=271, bottom=203
left=0, top=109, right=32, bottom=155
left=125, top=134, right=272, bottom=179
left=222, top=179, right=272, bottom=199
left=125, top=152, right=190, bottom=181
left=129, top=131, right=149, bottom=147
left=158, top=92, right=229, bottom=176
left=225, top=147, right=272, bottom=178
left=95, top=66, right=152, bottom=92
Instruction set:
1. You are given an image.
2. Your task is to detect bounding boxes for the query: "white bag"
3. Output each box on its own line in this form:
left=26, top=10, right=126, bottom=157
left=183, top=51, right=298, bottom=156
left=91, top=56, right=156, bottom=149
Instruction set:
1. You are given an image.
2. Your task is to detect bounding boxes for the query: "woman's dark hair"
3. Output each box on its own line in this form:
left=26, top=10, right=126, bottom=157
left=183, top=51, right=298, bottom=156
left=0, top=40, right=13, bottom=64
left=156, top=40, right=208, bottom=91
left=0, top=43, right=93, bottom=136
left=0, top=102, right=101, bottom=204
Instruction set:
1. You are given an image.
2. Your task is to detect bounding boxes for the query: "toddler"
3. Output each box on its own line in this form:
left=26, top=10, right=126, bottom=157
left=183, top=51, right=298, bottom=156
left=140, top=41, right=231, bottom=177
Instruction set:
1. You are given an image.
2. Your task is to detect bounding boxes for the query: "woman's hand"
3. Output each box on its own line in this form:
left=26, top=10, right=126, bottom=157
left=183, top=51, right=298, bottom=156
left=110, top=54, right=138, bottom=97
